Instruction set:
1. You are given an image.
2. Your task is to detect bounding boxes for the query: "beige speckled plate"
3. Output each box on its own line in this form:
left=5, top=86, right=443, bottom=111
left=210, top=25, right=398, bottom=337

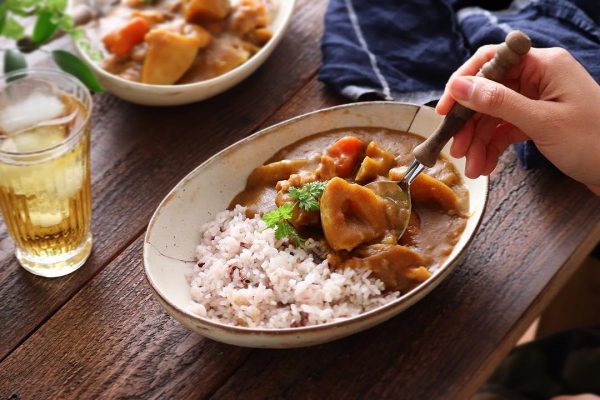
left=143, top=102, right=488, bottom=348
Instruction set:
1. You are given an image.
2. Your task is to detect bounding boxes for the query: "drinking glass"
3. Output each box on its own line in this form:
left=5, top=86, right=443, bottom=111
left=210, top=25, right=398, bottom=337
left=0, top=69, right=93, bottom=277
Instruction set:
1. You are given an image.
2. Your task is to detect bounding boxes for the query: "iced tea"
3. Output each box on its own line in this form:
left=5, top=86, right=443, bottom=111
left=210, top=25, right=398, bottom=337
left=0, top=70, right=93, bottom=277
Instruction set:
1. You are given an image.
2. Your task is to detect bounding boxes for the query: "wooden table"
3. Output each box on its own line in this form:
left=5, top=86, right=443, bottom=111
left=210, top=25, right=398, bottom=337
left=1, top=1, right=599, bottom=398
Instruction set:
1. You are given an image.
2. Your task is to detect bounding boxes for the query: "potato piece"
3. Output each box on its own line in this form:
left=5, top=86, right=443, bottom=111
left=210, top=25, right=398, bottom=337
left=344, top=244, right=430, bottom=291
left=355, top=141, right=396, bottom=183
left=184, top=0, right=231, bottom=22
left=387, top=166, right=407, bottom=181
left=354, top=157, right=380, bottom=182
left=320, top=177, right=391, bottom=251
left=141, top=29, right=205, bottom=85
left=410, top=173, right=459, bottom=211
left=246, top=159, right=316, bottom=188
left=246, top=27, right=272, bottom=46
left=132, top=10, right=170, bottom=25
left=182, top=24, right=212, bottom=47
left=425, top=159, right=460, bottom=187
left=178, top=35, right=252, bottom=82
left=315, top=155, right=336, bottom=180
left=229, top=0, right=270, bottom=34
left=389, top=168, right=459, bottom=212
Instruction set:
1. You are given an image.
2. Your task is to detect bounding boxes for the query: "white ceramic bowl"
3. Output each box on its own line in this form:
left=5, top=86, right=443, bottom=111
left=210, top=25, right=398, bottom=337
left=143, top=102, right=489, bottom=348
left=69, top=0, right=295, bottom=106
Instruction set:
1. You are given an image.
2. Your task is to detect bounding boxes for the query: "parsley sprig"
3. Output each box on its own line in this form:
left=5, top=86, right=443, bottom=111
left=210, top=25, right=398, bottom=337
left=262, top=181, right=328, bottom=246
left=262, top=203, right=303, bottom=245
left=289, top=181, right=327, bottom=212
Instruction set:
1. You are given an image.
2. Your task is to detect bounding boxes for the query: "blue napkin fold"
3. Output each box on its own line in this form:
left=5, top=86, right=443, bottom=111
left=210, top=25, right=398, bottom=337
left=319, top=0, right=600, bottom=169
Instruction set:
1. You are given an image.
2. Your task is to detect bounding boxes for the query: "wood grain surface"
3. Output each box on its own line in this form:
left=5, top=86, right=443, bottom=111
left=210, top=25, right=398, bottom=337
left=1, top=74, right=599, bottom=399
left=0, top=0, right=328, bottom=360
left=1, top=1, right=599, bottom=398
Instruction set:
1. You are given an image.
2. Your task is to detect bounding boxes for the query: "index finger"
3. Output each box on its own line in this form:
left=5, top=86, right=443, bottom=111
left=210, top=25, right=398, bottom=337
left=435, top=44, right=498, bottom=115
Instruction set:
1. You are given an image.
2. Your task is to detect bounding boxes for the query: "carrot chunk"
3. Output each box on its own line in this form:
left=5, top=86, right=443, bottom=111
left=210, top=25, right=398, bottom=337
left=326, top=136, right=366, bottom=177
left=102, top=17, right=150, bottom=58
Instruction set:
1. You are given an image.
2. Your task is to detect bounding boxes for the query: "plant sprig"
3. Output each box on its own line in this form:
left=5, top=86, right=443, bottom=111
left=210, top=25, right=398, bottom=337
left=262, top=203, right=304, bottom=246
left=262, top=181, right=328, bottom=246
left=0, top=0, right=103, bottom=92
left=289, top=181, right=327, bottom=212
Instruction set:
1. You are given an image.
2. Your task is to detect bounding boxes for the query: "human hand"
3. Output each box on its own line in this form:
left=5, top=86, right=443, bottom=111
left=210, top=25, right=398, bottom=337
left=436, top=46, right=600, bottom=194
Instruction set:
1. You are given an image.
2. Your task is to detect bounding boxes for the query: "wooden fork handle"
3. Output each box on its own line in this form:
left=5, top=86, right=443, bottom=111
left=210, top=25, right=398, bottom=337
left=412, top=31, right=532, bottom=167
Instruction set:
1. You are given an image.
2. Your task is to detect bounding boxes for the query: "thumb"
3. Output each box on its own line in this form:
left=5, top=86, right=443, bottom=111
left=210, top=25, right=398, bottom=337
left=447, top=76, right=541, bottom=133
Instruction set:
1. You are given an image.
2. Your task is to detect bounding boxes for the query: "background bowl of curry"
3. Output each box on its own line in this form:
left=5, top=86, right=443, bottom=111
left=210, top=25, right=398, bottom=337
left=69, top=0, right=295, bottom=106
left=143, top=102, right=489, bottom=347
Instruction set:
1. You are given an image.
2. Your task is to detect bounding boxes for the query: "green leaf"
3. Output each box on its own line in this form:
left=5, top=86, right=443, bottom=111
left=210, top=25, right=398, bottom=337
left=4, top=49, right=27, bottom=76
left=274, top=222, right=293, bottom=240
left=289, top=181, right=327, bottom=211
left=32, top=11, right=58, bottom=44
left=51, top=50, right=104, bottom=92
left=263, top=203, right=294, bottom=229
left=4, top=0, right=36, bottom=16
left=274, top=222, right=304, bottom=246
left=262, top=210, right=280, bottom=229
left=3, top=5, right=30, bottom=17
left=278, top=202, right=294, bottom=220
left=262, top=203, right=303, bottom=246
left=46, top=0, right=68, bottom=12
left=0, top=13, right=6, bottom=35
left=1, top=14, right=25, bottom=39
left=52, top=11, right=76, bottom=35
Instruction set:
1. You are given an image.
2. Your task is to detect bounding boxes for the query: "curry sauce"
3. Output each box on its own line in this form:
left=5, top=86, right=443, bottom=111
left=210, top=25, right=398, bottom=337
left=87, top=0, right=275, bottom=85
left=230, top=128, right=469, bottom=293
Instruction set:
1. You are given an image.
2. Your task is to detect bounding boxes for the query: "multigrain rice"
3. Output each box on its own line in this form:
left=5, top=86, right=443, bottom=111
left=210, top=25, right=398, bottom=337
left=187, top=206, right=399, bottom=328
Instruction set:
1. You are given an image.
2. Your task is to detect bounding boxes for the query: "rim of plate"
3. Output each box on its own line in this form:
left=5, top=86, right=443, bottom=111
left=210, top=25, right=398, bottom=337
left=143, top=101, right=490, bottom=334
left=72, top=0, right=296, bottom=91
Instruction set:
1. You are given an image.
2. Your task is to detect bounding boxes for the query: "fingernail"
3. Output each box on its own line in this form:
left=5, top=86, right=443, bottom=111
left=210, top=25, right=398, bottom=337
left=449, top=77, right=474, bottom=101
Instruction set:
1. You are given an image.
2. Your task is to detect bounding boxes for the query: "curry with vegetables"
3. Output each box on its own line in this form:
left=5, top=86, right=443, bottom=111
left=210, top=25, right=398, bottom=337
left=88, top=0, right=274, bottom=84
left=230, top=128, right=469, bottom=293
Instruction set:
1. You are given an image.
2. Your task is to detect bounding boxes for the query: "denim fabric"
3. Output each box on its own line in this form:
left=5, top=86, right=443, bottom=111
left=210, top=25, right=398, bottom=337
left=319, top=0, right=600, bottom=169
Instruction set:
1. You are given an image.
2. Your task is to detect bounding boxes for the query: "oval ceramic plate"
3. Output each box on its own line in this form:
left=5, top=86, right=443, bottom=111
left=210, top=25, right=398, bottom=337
left=68, top=0, right=295, bottom=106
left=144, top=102, right=489, bottom=348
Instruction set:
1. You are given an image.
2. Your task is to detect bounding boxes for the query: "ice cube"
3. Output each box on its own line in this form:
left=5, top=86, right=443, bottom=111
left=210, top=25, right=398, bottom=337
left=0, top=137, right=17, bottom=152
left=0, top=91, right=66, bottom=134
left=28, top=209, right=66, bottom=227
left=54, top=162, right=84, bottom=199
left=25, top=196, right=69, bottom=227
left=0, top=142, right=83, bottom=198
left=1, top=124, right=67, bottom=153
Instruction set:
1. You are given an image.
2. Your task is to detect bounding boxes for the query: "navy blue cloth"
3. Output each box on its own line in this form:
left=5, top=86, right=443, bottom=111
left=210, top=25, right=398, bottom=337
left=319, top=0, right=600, bottom=169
